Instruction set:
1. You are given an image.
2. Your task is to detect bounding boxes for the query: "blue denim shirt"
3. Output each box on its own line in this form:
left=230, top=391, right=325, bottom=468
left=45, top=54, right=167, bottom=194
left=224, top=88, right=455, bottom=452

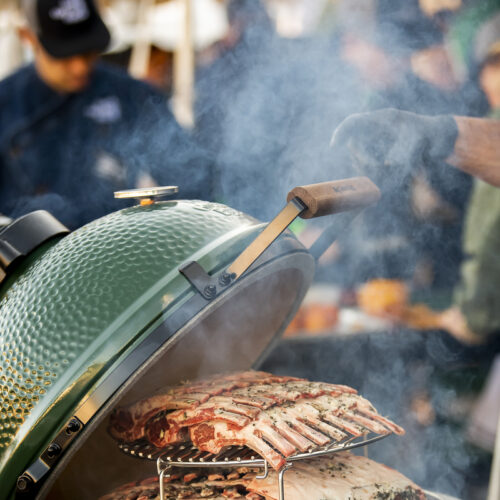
left=0, top=63, right=212, bottom=228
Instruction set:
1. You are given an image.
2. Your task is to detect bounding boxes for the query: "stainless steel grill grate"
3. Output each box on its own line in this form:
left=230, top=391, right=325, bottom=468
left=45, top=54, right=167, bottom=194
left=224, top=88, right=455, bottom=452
left=119, top=432, right=391, bottom=500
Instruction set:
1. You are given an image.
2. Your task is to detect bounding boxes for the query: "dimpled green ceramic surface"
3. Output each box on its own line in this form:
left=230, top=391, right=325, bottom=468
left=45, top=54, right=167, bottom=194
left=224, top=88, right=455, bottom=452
left=0, top=200, right=261, bottom=497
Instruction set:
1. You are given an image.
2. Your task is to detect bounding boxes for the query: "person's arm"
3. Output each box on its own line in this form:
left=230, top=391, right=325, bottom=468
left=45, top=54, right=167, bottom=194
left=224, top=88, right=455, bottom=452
left=330, top=109, right=500, bottom=189
left=447, top=116, right=500, bottom=187
left=437, top=306, right=485, bottom=345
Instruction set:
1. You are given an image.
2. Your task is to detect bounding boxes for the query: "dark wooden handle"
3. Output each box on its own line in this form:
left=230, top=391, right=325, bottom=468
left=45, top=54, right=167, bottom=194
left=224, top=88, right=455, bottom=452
left=287, top=177, right=381, bottom=219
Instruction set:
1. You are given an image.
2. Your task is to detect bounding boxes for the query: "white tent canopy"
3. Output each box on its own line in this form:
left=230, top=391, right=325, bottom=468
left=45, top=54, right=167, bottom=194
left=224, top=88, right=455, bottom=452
left=103, top=0, right=228, bottom=53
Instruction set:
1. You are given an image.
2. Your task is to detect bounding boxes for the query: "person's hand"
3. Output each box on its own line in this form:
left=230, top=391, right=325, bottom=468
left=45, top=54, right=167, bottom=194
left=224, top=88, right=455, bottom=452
left=437, top=306, right=484, bottom=345
left=330, top=109, right=458, bottom=190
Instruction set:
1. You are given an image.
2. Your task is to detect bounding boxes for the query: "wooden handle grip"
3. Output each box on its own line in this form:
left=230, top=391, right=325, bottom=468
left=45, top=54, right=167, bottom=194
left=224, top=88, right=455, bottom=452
left=287, top=177, right=381, bottom=219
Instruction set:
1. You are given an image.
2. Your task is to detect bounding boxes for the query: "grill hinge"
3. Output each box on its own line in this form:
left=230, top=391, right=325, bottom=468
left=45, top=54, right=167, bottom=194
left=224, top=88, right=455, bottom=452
left=179, top=261, right=235, bottom=300
left=15, top=417, right=83, bottom=498
left=179, top=198, right=306, bottom=299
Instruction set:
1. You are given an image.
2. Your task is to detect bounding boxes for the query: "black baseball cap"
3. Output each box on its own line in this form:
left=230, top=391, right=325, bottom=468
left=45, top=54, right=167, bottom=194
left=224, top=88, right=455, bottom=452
left=22, top=0, right=110, bottom=59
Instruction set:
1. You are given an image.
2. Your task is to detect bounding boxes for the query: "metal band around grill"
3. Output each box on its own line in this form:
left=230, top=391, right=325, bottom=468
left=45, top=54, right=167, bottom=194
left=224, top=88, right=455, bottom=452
left=15, top=291, right=208, bottom=498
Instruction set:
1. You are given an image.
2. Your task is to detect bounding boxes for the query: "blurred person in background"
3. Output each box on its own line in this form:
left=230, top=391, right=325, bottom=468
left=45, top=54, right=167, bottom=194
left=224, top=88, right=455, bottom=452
left=0, top=0, right=212, bottom=229
left=443, top=12, right=500, bottom=346
left=475, top=13, right=500, bottom=119
left=340, top=0, right=466, bottom=114
left=194, top=0, right=367, bottom=222
left=332, top=0, right=475, bottom=290
left=330, top=13, right=500, bottom=347
left=329, top=14, right=500, bottom=496
left=444, top=16, right=500, bottom=468
left=194, top=0, right=285, bottom=219
left=194, top=0, right=276, bottom=157
left=143, top=45, right=174, bottom=96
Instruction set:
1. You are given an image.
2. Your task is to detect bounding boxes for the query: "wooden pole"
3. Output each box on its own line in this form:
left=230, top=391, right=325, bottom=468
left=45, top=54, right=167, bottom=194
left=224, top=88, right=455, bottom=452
left=172, top=0, right=195, bottom=128
left=128, top=0, right=154, bottom=79
left=0, top=0, right=25, bottom=79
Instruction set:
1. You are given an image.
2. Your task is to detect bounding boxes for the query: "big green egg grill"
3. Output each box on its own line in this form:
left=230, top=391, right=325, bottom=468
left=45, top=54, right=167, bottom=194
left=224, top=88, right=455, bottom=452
left=0, top=178, right=380, bottom=499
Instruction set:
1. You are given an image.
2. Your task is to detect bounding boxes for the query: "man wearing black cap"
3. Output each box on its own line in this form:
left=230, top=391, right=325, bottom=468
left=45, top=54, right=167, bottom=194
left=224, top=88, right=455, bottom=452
left=0, top=0, right=212, bottom=229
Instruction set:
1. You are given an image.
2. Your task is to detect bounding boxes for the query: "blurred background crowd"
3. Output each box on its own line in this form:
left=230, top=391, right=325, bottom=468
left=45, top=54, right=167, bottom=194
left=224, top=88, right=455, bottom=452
left=2, top=0, right=500, bottom=499
left=3, top=0, right=497, bottom=286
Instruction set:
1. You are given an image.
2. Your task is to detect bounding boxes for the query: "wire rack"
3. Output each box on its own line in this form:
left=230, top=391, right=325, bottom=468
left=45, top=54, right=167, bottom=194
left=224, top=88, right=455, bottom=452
left=119, top=432, right=391, bottom=500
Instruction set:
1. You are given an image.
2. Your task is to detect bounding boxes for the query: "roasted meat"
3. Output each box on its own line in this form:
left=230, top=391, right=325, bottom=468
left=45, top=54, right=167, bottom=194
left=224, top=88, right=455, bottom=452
left=99, top=452, right=425, bottom=500
left=110, top=372, right=299, bottom=443
left=110, top=371, right=404, bottom=470
left=98, top=469, right=255, bottom=500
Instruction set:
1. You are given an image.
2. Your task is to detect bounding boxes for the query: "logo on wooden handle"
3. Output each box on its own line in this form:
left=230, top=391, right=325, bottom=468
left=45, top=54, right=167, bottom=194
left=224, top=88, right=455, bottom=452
left=332, top=184, right=356, bottom=193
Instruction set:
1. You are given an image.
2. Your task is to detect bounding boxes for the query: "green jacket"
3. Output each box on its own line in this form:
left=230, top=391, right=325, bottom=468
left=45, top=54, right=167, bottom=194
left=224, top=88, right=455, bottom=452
left=454, top=111, right=500, bottom=338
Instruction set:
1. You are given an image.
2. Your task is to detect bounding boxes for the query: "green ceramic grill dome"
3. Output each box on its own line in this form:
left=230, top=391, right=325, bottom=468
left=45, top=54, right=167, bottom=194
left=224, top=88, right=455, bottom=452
left=0, top=200, right=265, bottom=498
left=0, top=177, right=382, bottom=500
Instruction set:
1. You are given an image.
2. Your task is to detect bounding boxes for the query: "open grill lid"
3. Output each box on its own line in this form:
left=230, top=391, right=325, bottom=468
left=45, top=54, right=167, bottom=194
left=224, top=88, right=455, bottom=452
left=0, top=178, right=379, bottom=499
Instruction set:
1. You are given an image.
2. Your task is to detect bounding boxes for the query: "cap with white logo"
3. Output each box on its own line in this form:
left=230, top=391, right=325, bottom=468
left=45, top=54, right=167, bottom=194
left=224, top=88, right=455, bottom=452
left=22, top=0, right=110, bottom=59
